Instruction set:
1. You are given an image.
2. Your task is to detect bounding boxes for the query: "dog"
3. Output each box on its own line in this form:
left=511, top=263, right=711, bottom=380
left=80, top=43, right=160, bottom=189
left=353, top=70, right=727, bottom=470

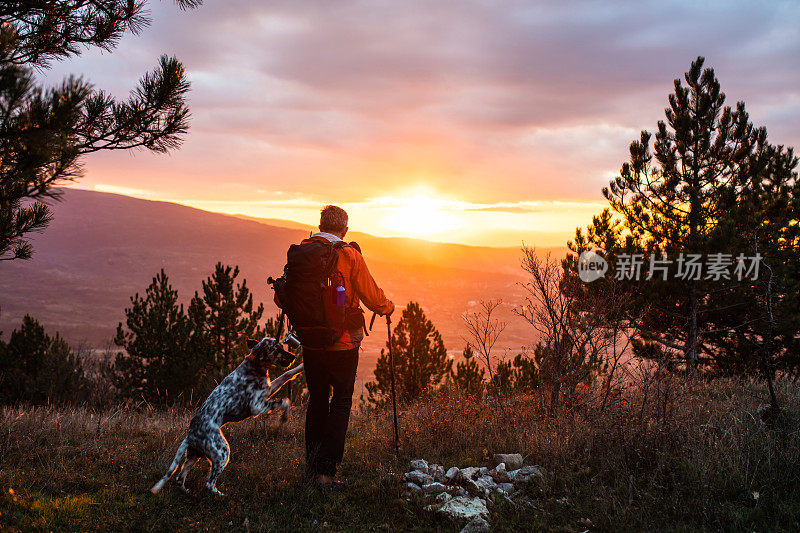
left=150, top=336, right=304, bottom=496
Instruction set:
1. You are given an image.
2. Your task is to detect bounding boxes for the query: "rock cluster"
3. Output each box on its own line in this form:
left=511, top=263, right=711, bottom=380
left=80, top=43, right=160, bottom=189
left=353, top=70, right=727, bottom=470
left=402, top=454, right=544, bottom=528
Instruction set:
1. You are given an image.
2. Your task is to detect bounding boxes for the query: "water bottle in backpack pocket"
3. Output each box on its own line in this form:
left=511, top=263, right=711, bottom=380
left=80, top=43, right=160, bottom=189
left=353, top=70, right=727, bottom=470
left=324, top=273, right=347, bottom=337
left=335, top=284, right=346, bottom=306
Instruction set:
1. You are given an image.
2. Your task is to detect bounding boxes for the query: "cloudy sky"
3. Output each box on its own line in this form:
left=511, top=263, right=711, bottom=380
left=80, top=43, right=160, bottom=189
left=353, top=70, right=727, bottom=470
left=53, top=0, right=800, bottom=246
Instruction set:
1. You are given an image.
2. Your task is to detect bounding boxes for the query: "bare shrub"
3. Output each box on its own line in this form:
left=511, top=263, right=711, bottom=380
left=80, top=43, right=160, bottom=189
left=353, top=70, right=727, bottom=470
left=516, top=249, right=613, bottom=414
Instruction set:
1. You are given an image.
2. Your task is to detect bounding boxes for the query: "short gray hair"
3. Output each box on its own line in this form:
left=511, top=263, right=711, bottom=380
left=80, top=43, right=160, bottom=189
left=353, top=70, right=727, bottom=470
left=319, top=205, right=348, bottom=234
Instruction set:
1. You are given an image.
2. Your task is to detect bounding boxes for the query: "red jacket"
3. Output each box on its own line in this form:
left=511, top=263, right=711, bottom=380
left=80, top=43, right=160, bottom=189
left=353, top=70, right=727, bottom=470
left=276, top=234, right=393, bottom=350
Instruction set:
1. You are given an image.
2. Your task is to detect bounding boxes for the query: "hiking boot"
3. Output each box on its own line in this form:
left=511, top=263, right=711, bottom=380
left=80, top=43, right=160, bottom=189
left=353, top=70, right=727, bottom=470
left=314, top=474, right=342, bottom=490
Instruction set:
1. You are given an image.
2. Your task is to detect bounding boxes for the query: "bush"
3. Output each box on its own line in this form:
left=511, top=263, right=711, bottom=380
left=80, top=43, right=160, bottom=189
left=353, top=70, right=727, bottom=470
left=0, top=315, right=89, bottom=405
left=449, top=345, right=485, bottom=395
left=365, top=301, right=451, bottom=405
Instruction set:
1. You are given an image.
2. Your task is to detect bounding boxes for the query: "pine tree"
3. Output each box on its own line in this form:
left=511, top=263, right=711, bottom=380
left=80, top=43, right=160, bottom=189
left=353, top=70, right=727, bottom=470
left=704, top=138, right=799, bottom=388
left=510, top=353, right=540, bottom=392
left=191, top=263, right=264, bottom=380
left=449, top=345, right=485, bottom=395
left=366, top=302, right=451, bottom=405
left=490, top=360, right=515, bottom=392
left=113, top=269, right=198, bottom=403
left=0, top=1, right=198, bottom=261
left=602, top=56, right=798, bottom=373
left=0, top=315, right=86, bottom=404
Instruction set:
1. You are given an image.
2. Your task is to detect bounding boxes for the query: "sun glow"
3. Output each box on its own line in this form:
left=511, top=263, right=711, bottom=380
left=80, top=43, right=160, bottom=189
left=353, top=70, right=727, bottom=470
left=372, top=194, right=464, bottom=238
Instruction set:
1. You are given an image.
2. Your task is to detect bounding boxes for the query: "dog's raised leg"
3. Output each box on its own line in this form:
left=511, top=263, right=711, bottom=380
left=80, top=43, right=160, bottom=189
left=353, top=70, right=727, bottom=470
left=257, top=365, right=302, bottom=423
left=204, top=431, right=230, bottom=496
left=266, top=364, right=304, bottom=397
left=252, top=396, right=291, bottom=421
left=175, top=452, right=201, bottom=493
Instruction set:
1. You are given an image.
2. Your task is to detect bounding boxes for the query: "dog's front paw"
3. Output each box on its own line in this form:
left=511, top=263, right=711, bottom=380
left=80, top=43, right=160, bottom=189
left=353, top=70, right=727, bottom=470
left=208, top=487, right=225, bottom=497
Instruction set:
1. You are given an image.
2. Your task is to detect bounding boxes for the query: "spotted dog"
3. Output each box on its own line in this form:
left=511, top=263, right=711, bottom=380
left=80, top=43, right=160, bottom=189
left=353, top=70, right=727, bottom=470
left=150, top=337, right=304, bottom=496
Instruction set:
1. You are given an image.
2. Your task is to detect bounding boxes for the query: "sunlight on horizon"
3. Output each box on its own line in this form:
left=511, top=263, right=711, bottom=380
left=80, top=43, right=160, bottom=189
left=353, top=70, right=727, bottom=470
left=82, top=183, right=605, bottom=247
left=368, top=190, right=465, bottom=237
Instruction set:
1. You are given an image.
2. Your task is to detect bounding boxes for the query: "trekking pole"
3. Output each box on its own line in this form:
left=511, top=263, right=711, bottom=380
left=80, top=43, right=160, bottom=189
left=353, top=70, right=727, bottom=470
left=386, top=314, right=400, bottom=456
left=371, top=312, right=400, bottom=457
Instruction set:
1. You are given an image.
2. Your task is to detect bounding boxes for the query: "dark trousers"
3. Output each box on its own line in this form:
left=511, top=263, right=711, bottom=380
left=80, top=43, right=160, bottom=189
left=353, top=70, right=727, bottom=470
left=303, top=347, right=359, bottom=477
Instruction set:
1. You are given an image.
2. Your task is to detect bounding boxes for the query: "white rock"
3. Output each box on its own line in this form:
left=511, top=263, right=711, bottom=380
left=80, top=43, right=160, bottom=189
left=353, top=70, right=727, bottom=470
left=493, top=453, right=524, bottom=470
left=445, top=466, right=461, bottom=482
left=409, top=459, right=429, bottom=473
left=438, top=496, right=489, bottom=521
left=436, top=491, right=453, bottom=504
left=496, top=482, right=514, bottom=494
left=511, top=466, right=544, bottom=490
left=405, top=471, right=434, bottom=485
left=422, top=482, right=448, bottom=495
left=460, top=466, right=481, bottom=480
left=490, top=462, right=510, bottom=483
left=475, top=475, right=497, bottom=496
left=460, top=516, right=491, bottom=533
left=463, top=477, right=482, bottom=496
left=511, top=465, right=543, bottom=481
left=405, top=482, right=422, bottom=493
left=479, top=467, right=490, bottom=477
left=478, top=475, right=496, bottom=487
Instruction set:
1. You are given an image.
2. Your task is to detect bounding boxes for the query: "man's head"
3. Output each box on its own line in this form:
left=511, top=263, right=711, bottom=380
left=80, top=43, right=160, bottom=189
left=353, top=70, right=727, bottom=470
left=319, top=205, right=348, bottom=238
left=246, top=337, right=296, bottom=368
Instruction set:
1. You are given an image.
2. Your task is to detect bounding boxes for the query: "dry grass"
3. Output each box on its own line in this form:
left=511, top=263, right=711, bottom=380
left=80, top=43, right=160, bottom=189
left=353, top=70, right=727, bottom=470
left=1, top=377, right=799, bottom=532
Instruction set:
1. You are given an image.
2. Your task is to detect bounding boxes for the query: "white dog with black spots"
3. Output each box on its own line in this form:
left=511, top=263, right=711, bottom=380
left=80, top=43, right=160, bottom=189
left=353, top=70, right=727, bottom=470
left=150, top=337, right=304, bottom=496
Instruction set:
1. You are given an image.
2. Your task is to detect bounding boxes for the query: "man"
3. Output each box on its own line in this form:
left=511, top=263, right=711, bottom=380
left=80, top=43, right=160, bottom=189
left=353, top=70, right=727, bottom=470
left=285, top=205, right=394, bottom=487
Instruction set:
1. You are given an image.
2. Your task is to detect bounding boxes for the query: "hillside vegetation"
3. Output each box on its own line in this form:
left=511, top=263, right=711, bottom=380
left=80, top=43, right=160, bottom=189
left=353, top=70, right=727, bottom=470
left=1, top=378, right=798, bottom=532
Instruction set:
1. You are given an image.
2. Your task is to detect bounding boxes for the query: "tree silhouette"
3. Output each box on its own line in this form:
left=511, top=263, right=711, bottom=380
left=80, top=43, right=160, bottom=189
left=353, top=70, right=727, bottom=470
left=191, top=263, right=264, bottom=380
left=601, top=56, right=798, bottom=374
left=449, top=345, right=485, bottom=395
left=0, top=1, right=198, bottom=261
left=366, top=301, right=451, bottom=405
left=113, top=269, right=198, bottom=403
left=114, top=265, right=271, bottom=404
left=0, top=315, right=87, bottom=404
left=705, top=133, right=799, bottom=388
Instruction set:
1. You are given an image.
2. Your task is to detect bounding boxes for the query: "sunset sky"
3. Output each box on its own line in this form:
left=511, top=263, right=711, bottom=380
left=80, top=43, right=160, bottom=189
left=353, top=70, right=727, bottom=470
left=53, top=0, right=800, bottom=247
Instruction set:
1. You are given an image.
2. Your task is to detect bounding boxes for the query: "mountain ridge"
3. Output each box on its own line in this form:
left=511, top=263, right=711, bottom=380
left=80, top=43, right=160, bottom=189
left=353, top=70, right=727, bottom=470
left=0, top=189, right=560, bottom=369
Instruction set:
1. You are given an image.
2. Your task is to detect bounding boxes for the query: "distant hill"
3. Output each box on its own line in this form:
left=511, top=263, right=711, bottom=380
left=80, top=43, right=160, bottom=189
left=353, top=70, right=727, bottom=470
left=230, top=213, right=526, bottom=275
left=0, top=189, right=564, bottom=386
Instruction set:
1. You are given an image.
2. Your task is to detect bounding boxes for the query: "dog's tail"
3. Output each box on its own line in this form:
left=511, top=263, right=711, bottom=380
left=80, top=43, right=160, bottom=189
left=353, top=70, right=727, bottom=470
left=150, top=438, right=188, bottom=494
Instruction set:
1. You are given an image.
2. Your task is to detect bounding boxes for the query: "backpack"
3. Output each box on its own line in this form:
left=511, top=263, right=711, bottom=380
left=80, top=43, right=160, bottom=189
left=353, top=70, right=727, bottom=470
left=272, top=240, right=350, bottom=349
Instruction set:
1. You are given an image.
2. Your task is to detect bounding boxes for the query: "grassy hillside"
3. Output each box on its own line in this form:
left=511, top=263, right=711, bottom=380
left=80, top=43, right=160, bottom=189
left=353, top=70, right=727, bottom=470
left=1, top=378, right=799, bottom=532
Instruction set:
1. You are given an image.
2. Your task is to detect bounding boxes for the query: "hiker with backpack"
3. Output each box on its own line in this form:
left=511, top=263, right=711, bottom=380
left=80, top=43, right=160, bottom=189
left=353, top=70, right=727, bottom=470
left=272, top=205, right=394, bottom=488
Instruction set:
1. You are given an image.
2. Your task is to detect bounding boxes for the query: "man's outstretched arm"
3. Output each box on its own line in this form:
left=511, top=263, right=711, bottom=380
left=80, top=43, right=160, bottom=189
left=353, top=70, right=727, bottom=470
left=348, top=250, right=394, bottom=316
